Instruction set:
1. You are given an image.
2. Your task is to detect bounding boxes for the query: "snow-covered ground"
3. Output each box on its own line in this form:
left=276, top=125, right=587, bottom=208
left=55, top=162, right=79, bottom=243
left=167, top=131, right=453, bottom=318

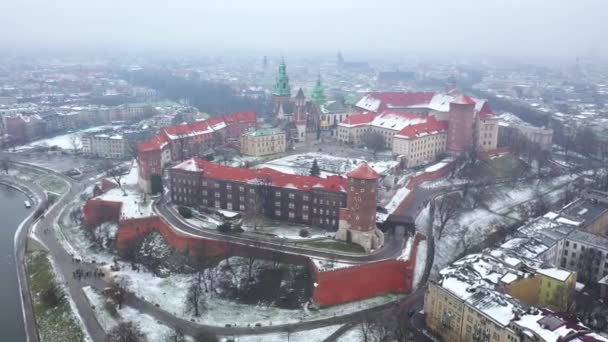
left=426, top=174, right=578, bottom=273
left=183, top=207, right=333, bottom=241
left=85, top=284, right=344, bottom=342
left=257, top=152, right=398, bottom=177
left=14, top=125, right=119, bottom=151
left=110, top=259, right=400, bottom=327
left=241, top=219, right=332, bottom=241
left=412, top=240, right=428, bottom=289
left=384, top=186, right=411, bottom=214
left=95, top=162, right=153, bottom=219
left=224, top=325, right=343, bottom=342
left=83, top=286, right=177, bottom=340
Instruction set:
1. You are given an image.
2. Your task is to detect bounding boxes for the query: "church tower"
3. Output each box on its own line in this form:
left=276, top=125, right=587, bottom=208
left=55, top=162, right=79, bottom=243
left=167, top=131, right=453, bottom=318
left=273, top=58, right=291, bottom=118
left=294, top=88, right=307, bottom=142
left=311, top=74, right=326, bottom=106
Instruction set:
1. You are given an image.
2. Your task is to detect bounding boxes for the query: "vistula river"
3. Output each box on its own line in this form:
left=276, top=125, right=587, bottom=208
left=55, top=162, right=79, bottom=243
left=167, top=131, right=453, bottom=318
left=0, top=184, right=31, bottom=341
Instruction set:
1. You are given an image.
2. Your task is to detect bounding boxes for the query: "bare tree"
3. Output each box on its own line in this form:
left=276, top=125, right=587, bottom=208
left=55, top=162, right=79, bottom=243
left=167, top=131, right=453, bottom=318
left=106, top=165, right=128, bottom=196
left=107, top=321, right=146, bottom=342
left=192, top=331, right=219, bottom=342
left=106, top=276, right=130, bottom=309
left=434, top=193, right=461, bottom=241
left=164, top=327, right=186, bottom=342
left=361, top=131, right=385, bottom=158
left=358, top=316, right=390, bottom=342
left=1, top=156, right=10, bottom=174
left=69, top=133, right=81, bottom=153
left=185, top=272, right=205, bottom=317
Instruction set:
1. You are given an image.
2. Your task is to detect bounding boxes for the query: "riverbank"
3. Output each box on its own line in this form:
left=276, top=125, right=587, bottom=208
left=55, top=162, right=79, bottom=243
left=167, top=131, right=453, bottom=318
left=1, top=173, right=86, bottom=342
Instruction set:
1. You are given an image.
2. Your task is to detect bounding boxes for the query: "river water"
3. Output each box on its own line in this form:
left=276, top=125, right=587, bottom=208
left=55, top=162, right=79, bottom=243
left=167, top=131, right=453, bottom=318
left=0, top=184, right=30, bottom=342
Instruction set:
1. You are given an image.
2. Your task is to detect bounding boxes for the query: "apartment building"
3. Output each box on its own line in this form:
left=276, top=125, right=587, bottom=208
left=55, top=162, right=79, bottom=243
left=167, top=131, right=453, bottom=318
left=81, top=133, right=129, bottom=159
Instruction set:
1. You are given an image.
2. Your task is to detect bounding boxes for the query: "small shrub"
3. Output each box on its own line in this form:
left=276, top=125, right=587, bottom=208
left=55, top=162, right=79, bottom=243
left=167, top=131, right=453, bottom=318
left=177, top=206, right=192, bottom=218
left=217, top=222, right=232, bottom=233
left=299, top=229, right=310, bottom=238
left=41, top=281, right=65, bottom=308
left=232, top=226, right=244, bottom=233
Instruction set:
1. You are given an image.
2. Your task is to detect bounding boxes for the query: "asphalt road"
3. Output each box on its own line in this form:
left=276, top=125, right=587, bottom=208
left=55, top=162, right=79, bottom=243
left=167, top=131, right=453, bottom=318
left=9, top=153, right=446, bottom=341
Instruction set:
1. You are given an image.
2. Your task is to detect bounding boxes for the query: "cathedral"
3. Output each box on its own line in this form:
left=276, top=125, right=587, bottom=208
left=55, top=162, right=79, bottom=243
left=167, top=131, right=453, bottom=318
left=271, top=59, right=321, bottom=143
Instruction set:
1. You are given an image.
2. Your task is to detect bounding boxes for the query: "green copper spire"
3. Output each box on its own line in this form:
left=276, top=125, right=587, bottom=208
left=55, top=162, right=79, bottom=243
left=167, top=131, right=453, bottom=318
left=311, top=74, right=326, bottom=105
left=273, top=58, right=291, bottom=96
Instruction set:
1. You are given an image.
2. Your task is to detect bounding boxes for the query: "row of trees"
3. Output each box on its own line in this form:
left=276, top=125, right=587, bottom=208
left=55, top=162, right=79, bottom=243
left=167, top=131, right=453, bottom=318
left=106, top=321, right=218, bottom=342
left=126, top=68, right=272, bottom=117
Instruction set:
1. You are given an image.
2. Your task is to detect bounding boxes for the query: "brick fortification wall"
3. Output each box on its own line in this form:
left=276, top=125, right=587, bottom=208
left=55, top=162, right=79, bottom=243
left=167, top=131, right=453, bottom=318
left=115, top=216, right=309, bottom=265
left=310, top=232, right=426, bottom=307
left=114, top=215, right=425, bottom=307
left=82, top=200, right=122, bottom=228
left=392, top=160, right=457, bottom=215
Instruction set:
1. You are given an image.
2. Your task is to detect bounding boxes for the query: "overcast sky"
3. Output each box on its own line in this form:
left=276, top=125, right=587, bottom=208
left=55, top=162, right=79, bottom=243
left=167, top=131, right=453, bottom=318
left=1, top=0, right=606, bottom=60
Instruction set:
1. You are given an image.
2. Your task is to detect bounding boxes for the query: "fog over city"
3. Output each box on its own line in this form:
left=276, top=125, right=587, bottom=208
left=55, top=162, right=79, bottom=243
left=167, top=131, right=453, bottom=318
left=2, top=0, right=607, bottom=60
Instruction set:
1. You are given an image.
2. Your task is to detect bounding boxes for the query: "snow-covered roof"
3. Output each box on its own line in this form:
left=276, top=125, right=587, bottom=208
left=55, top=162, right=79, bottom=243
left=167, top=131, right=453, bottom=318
left=397, top=236, right=414, bottom=261
left=370, top=111, right=426, bottom=132
left=536, top=267, right=572, bottom=281
left=311, top=258, right=355, bottom=272
left=173, top=158, right=201, bottom=172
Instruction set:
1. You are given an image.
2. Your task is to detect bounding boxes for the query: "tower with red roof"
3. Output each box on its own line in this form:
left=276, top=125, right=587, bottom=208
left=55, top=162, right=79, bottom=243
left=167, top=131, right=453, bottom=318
left=447, top=94, right=476, bottom=155
left=336, top=162, right=384, bottom=252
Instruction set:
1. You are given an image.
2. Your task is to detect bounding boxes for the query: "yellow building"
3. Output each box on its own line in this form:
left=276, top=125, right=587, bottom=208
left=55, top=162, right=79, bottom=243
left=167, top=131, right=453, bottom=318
left=239, top=127, right=286, bottom=157
left=424, top=249, right=577, bottom=342
left=536, top=268, right=576, bottom=311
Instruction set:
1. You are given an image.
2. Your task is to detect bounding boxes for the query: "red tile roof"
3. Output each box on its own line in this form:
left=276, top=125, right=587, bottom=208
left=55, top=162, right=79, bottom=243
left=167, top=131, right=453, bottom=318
left=221, top=111, right=256, bottom=124
left=477, top=101, right=494, bottom=120
left=451, top=94, right=476, bottom=105
left=340, top=112, right=377, bottom=126
left=362, top=92, right=435, bottom=112
left=137, top=134, right=168, bottom=153
left=175, top=159, right=347, bottom=193
left=395, top=116, right=448, bottom=139
left=139, top=111, right=258, bottom=152
left=346, top=162, right=379, bottom=180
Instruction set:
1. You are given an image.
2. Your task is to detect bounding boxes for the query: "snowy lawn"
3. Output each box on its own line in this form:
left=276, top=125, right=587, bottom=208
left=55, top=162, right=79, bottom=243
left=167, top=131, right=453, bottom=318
left=15, top=125, right=118, bottom=151
left=85, top=285, right=344, bottom=342
left=241, top=218, right=332, bottom=241
left=412, top=240, right=428, bottom=289
left=256, top=152, right=397, bottom=177
left=26, top=251, right=88, bottom=342
left=36, top=174, right=70, bottom=195
left=8, top=164, right=47, bottom=183
left=94, top=162, right=154, bottom=219
left=83, top=286, right=179, bottom=341
left=223, top=324, right=343, bottom=342
left=111, top=260, right=400, bottom=327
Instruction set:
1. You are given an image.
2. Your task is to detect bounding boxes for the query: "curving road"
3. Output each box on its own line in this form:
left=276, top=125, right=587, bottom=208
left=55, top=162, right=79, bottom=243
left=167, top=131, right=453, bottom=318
left=11, top=156, right=448, bottom=341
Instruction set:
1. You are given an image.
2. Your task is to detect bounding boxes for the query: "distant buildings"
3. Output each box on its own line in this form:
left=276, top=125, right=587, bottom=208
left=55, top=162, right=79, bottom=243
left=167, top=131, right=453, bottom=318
left=239, top=127, right=286, bottom=157
left=497, top=113, right=554, bottom=151
left=137, top=111, right=257, bottom=193
left=81, top=133, right=130, bottom=159
left=337, top=92, right=498, bottom=167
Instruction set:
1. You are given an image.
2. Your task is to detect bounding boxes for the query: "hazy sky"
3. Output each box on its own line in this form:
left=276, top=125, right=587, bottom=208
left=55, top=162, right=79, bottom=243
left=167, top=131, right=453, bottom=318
left=2, top=0, right=606, bottom=60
